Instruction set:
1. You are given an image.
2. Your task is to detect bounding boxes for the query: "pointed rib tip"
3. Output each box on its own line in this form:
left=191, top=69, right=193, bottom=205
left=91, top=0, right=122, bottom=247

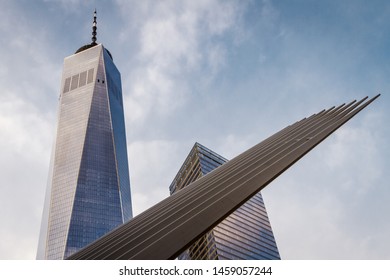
left=369, top=93, right=381, bottom=102
left=365, top=94, right=381, bottom=102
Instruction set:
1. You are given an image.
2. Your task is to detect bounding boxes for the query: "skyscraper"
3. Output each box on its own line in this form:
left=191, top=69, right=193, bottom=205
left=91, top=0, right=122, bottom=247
left=169, top=142, right=280, bottom=260
left=37, top=11, right=132, bottom=260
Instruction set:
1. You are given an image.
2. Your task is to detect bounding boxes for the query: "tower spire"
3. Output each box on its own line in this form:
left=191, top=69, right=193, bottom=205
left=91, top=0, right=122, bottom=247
left=92, top=9, right=97, bottom=45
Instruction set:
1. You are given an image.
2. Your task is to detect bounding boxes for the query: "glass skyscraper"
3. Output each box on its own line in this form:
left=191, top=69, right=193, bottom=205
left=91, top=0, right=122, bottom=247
left=37, top=13, right=132, bottom=259
left=169, top=143, right=280, bottom=260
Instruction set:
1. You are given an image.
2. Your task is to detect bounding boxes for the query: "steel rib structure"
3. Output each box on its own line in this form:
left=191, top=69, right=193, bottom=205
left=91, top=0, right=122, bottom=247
left=68, top=95, right=380, bottom=260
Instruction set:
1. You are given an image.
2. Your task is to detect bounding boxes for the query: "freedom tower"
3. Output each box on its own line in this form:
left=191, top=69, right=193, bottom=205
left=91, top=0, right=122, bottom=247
left=37, top=11, right=132, bottom=259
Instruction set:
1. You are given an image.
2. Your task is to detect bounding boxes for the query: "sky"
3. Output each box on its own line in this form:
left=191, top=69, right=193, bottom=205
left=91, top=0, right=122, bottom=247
left=0, top=0, right=389, bottom=260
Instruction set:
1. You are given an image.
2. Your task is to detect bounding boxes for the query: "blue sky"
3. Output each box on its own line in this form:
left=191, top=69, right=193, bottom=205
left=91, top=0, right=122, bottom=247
left=0, top=0, right=389, bottom=259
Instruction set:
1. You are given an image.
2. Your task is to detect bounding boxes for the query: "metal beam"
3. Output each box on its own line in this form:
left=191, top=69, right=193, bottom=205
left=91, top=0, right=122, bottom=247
left=68, top=95, right=380, bottom=260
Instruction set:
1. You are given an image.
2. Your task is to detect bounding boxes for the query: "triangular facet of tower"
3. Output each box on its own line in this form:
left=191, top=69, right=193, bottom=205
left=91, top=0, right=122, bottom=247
left=170, top=142, right=280, bottom=260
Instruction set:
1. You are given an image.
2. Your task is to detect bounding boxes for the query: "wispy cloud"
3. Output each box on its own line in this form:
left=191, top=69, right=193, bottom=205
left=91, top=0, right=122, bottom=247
left=261, top=108, right=387, bottom=259
left=128, top=139, right=188, bottom=215
left=116, top=0, right=249, bottom=125
left=0, top=0, right=388, bottom=260
left=0, top=94, right=52, bottom=259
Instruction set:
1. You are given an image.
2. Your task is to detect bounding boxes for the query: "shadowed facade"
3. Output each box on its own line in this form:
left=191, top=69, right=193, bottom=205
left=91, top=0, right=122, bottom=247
left=170, top=143, right=280, bottom=260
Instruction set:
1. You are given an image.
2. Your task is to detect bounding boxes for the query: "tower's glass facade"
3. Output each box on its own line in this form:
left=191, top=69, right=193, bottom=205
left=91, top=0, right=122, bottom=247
left=37, top=44, right=132, bottom=259
left=169, top=143, right=280, bottom=260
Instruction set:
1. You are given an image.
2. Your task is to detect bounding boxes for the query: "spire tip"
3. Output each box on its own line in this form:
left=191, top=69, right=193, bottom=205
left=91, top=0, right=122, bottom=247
left=91, top=9, right=97, bottom=45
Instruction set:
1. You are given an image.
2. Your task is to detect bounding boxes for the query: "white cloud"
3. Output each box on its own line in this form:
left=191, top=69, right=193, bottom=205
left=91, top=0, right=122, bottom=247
left=128, top=139, right=188, bottom=215
left=321, top=112, right=384, bottom=195
left=207, top=44, right=227, bottom=77
left=0, top=0, right=388, bottom=260
left=0, top=4, right=60, bottom=110
left=117, top=0, right=248, bottom=126
left=261, top=107, right=388, bottom=259
left=42, top=0, right=90, bottom=12
left=0, top=94, right=53, bottom=259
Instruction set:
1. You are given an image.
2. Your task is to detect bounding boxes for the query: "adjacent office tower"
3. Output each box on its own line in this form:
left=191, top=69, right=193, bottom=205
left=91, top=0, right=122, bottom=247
left=37, top=11, right=132, bottom=259
left=169, top=143, right=280, bottom=260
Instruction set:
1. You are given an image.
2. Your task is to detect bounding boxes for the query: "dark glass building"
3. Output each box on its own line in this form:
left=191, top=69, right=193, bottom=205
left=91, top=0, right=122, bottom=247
left=37, top=14, right=132, bottom=259
left=169, top=143, right=280, bottom=260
